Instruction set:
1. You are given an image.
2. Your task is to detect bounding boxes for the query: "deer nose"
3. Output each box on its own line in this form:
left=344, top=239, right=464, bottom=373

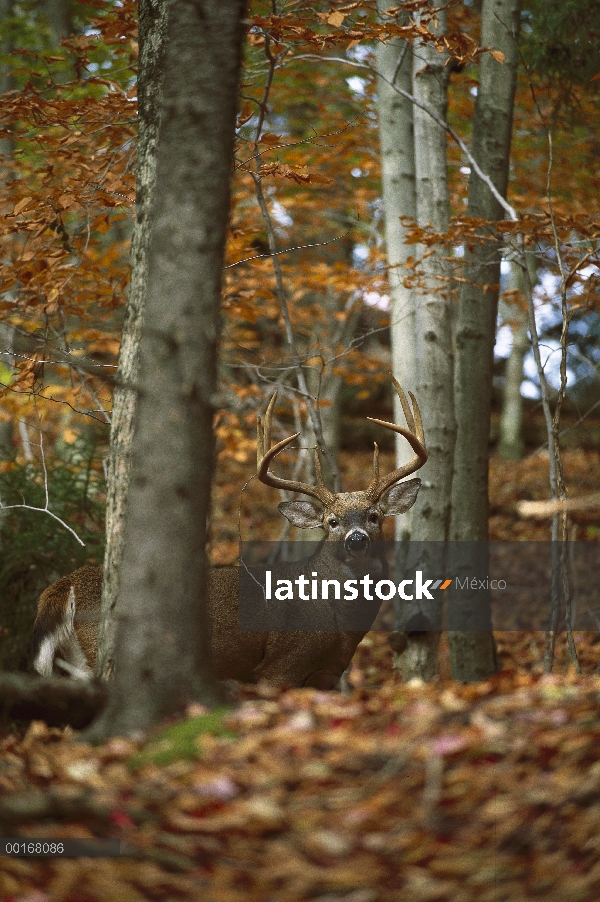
left=345, top=530, right=370, bottom=554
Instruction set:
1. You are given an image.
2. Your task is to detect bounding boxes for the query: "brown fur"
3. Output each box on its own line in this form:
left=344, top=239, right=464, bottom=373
left=33, top=565, right=362, bottom=688
left=32, top=565, right=102, bottom=678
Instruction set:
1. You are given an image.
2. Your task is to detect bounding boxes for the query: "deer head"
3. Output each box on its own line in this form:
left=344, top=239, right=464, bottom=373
left=256, top=377, right=427, bottom=558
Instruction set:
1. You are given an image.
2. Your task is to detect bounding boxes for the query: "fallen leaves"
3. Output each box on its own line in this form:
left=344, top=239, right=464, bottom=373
left=3, top=655, right=600, bottom=900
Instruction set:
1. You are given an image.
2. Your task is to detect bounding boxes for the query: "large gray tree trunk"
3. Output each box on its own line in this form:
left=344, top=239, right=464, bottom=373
left=411, top=3, right=454, bottom=547
left=392, top=3, right=453, bottom=681
left=97, top=0, right=168, bottom=679
left=91, top=0, right=246, bottom=738
left=448, top=0, right=521, bottom=681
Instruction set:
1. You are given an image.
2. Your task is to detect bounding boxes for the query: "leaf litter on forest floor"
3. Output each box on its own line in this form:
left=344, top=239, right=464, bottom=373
left=2, top=639, right=600, bottom=901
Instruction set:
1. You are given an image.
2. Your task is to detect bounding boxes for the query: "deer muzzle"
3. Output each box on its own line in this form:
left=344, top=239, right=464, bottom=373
left=344, top=529, right=371, bottom=555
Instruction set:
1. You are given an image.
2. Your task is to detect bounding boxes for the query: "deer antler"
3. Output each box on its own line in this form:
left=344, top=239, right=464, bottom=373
left=364, top=376, right=428, bottom=502
left=256, top=391, right=335, bottom=504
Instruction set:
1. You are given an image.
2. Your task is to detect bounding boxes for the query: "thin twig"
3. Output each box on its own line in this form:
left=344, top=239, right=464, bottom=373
left=225, top=230, right=352, bottom=269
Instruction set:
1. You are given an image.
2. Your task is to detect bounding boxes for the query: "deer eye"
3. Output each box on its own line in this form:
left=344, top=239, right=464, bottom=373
left=328, top=518, right=338, bottom=528
left=369, top=513, right=379, bottom=524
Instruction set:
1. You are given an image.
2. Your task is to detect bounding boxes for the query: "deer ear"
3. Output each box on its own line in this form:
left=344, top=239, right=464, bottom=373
left=277, top=501, right=324, bottom=529
left=379, top=478, right=421, bottom=515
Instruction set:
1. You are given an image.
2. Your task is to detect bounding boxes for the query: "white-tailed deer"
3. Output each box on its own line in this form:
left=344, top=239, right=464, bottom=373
left=33, top=378, right=427, bottom=689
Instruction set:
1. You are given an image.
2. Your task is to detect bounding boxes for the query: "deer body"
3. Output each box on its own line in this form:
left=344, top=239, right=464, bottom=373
left=32, top=563, right=373, bottom=689
left=33, top=379, right=427, bottom=688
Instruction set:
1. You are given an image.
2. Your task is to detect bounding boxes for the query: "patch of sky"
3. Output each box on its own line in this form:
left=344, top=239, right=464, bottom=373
left=346, top=76, right=367, bottom=96
left=570, top=264, right=598, bottom=296
left=270, top=200, right=293, bottom=228
left=495, top=323, right=513, bottom=359
left=520, top=380, right=539, bottom=399
left=364, top=291, right=390, bottom=311
left=348, top=45, right=372, bottom=63
left=353, top=244, right=370, bottom=266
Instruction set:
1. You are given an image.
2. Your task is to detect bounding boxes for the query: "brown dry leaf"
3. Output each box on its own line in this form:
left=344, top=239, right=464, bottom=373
left=259, top=132, right=283, bottom=144
left=13, top=196, right=33, bottom=215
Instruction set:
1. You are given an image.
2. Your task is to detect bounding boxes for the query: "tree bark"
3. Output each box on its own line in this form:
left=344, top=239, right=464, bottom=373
left=411, top=5, right=454, bottom=547
left=375, top=0, right=417, bottom=496
left=376, top=2, right=429, bottom=677
left=448, top=0, right=521, bottom=681
left=498, top=314, right=528, bottom=459
left=498, top=258, right=536, bottom=459
left=392, top=2, right=453, bottom=681
left=90, top=0, right=246, bottom=738
left=97, top=0, right=168, bottom=680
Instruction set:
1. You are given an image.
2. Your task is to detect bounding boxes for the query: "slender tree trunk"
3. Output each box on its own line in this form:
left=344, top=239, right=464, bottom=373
left=90, top=0, right=246, bottom=738
left=498, top=313, right=528, bottom=459
left=391, top=3, right=453, bottom=681
left=498, top=259, right=536, bottom=459
left=411, top=5, right=454, bottom=547
left=97, top=0, right=168, bottom=679
left=375, top=1, right=417, bottom=493
left=376, top=1, right=426, bottom=676
left=448, top=0, right=521, bottom=681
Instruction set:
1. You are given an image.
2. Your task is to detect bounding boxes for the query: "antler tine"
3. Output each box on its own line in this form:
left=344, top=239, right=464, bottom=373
left=392, top=375, right=415, bottom=434
left=256, top=390, right=278, bottom=470
left=372, top=441, right=380, bottom=481
left=409, top=389, right=424, bottom=443
left=365, top=378, right=428, bottom=501
left=313, top=447, right=328, bottom=492
left=256, top=392, right=334, bottom=504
